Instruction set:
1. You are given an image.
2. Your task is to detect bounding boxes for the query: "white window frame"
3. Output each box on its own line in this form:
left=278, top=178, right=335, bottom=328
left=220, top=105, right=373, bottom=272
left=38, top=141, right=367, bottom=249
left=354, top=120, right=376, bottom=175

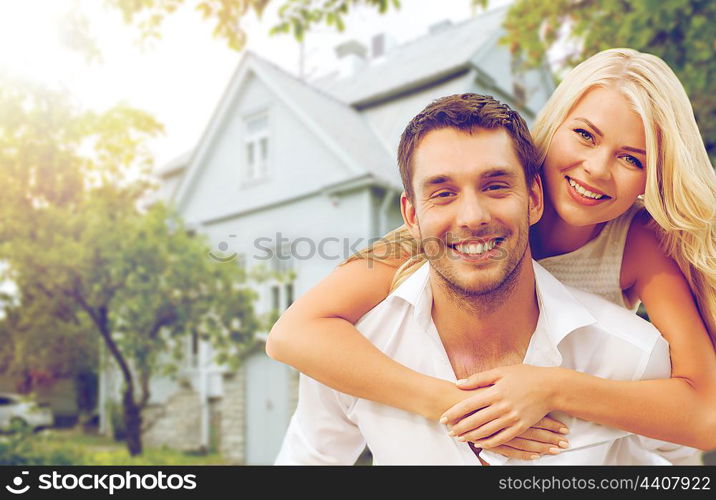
left=242, top=111, right=270, bottom=185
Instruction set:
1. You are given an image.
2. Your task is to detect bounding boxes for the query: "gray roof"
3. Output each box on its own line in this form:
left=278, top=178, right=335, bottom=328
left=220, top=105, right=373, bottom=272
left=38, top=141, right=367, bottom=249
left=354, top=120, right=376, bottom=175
left=159, top=7, right=512, bottom=190
left=249, top=55, right=401, bottom=189
left=315, top=7, right=507, bottom=106
left=156, top=150, right=192, bottom=177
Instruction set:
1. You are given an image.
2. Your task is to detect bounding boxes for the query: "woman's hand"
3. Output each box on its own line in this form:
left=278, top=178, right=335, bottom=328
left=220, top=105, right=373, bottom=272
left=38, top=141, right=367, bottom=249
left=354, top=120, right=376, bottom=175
left=440, top=364, right=565, bottom=448
left=482, top=416, right=570, bottom=460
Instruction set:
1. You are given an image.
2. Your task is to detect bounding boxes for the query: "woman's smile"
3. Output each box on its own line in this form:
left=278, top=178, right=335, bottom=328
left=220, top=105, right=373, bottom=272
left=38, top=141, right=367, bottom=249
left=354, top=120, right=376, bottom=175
left=564, top=175, right=612, bottom=206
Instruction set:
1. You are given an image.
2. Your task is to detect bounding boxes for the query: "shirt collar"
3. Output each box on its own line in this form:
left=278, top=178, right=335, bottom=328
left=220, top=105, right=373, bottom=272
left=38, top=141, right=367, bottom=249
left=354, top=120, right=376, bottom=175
left=531, top=259, right=598, bottom=355
left=389, top=262, right=434, bottom=331
left=389, top=259, right=599, bottom=355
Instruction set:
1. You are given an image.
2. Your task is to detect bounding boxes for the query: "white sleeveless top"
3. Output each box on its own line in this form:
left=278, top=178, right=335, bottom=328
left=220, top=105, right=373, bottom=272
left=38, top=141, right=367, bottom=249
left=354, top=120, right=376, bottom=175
left=536, top=203, right=645, bottom=313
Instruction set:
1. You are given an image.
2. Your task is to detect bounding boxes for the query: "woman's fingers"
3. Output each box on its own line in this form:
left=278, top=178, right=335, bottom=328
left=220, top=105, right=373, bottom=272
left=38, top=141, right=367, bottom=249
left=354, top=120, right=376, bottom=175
left=440, top=389, right=494, bottom=425
left=458, top=416, right=522, bottom=444
left=456, top=368, right=502, bottom=390
left=448, top=405, right=504, bottom=436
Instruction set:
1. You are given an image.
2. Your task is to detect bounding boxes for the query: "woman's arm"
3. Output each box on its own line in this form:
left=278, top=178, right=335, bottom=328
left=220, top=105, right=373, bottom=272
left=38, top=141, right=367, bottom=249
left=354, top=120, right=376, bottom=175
left=445, top=214, right=716, bottom=450
left=553, top=213, right=716, bottom=449
left=266, top=257, right=466, bottom=420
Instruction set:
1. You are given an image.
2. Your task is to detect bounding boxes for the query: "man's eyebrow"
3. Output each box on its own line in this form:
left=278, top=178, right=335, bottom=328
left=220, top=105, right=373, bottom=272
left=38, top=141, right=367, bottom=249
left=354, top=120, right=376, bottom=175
left=482, top=168, right=518, bottom=180
left=575, top=117, right=646, bottom=155
left=422, top=175, right=452, bottom=189
left=420, top=169, right=518, bottom=190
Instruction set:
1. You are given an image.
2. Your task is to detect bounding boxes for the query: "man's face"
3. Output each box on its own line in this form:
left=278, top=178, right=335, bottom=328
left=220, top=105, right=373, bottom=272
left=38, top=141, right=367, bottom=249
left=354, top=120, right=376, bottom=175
left=401, top=127, right=543, bottom=297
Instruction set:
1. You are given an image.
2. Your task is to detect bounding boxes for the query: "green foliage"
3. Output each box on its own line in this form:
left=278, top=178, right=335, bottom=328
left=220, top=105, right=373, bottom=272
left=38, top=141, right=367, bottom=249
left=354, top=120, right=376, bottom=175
left=0, top=75, right=260, bottom=454
left=104, top=0, right=399, bottom=48
left=0, top=428, right=82, bottom=465
left=0, top=429, right=225, bottom=465
left=270, top=0, right=400, bottom=41
left=494, top=0, right=716, bottom=160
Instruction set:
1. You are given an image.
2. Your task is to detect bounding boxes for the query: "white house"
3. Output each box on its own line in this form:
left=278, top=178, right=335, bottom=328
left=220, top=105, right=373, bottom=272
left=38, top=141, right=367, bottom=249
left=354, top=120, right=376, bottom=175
left=101, top=6, right=555, bottom=464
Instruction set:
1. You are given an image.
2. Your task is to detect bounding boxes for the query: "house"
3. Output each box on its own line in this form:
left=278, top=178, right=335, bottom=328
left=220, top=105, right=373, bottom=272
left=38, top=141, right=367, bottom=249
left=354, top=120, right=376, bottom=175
left=99, top=6, right=555, bottom=464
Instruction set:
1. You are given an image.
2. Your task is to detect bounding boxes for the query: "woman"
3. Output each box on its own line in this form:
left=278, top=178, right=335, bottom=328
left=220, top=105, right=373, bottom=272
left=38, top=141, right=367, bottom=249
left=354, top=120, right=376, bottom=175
left=266, top=48, right=716, bottom=460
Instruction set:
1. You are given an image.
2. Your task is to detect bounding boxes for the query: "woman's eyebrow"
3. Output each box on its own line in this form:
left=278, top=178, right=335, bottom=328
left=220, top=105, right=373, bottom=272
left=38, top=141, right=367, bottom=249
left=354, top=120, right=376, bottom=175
left=574, top=117, right=603, bottom=137
left=623, top=146, right=646, bottom=155
left=574, top=117, right=646, bottom=155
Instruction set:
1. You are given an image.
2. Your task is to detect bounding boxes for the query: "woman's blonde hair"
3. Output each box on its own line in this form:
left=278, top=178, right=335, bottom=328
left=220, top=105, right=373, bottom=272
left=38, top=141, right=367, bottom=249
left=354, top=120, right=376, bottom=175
left=347, top=48, right=716, bottom=342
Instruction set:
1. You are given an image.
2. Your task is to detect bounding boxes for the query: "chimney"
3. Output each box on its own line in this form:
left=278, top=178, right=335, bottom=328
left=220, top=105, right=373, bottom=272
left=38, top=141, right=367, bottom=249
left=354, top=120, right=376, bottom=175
left=371, top=33, right=397, bottom=59
left=428, top=19, right=453, bottom=35
left=335, top=40, right=367, bottom=78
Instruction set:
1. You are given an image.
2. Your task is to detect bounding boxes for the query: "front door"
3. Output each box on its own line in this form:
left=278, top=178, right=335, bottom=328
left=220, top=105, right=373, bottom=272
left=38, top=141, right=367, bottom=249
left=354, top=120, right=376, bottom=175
left=245, top=350, right=293, bottom=464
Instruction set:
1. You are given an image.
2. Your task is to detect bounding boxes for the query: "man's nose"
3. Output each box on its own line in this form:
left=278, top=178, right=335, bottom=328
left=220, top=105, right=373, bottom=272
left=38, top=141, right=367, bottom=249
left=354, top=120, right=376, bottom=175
left=455, top=192, right=491, bottom=230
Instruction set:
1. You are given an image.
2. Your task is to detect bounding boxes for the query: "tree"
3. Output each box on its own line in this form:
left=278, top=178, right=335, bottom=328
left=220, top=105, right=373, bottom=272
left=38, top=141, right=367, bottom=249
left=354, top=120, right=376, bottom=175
left=103, top=0, right=399, bottom=49
left=102, top=0, right=714, bottom=160
left=0, top=77, right=260, bottom=456
left=499, top=0, right=716, bottom=161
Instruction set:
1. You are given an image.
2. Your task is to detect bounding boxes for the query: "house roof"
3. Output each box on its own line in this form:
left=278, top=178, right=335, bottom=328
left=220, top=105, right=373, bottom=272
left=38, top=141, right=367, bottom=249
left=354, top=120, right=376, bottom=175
left=248, top=55, right=401, bottom=189
left=164, top=6, right=515, bottom=210
left=170, top=51, right=402, bottom=211
left=315, top=6, right=508, bottom=106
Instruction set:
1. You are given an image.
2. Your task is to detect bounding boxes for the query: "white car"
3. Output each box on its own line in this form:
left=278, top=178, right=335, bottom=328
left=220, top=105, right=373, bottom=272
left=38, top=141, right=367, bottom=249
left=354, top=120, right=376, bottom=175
left=0, top=393, right=53, bottom=431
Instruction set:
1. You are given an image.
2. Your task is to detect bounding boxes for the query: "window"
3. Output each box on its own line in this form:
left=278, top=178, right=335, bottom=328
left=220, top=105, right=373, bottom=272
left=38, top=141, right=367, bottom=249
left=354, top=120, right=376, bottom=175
left=270, top=243, right=294, bottom=275
left=244, top=113, right=269, bottom=182
left=268, top=282, right=295, bottom=313
left=271, top=285, right=281, bottom=311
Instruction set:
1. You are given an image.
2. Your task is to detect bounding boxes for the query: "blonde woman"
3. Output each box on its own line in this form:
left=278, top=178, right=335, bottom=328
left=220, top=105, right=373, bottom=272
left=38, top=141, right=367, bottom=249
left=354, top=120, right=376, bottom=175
left=266, top=48, right=716, bottom=460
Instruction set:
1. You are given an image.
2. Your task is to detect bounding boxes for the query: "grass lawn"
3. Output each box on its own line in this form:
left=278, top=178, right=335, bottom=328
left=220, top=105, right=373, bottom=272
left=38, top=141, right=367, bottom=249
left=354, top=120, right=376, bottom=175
left=29, top=428, right=227, bottom=465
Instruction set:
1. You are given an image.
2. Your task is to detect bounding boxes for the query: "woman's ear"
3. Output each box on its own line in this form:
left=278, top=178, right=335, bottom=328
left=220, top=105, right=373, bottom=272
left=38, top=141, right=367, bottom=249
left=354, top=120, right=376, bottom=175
left=528, top=175, right=544, bottom=226
left=400, top=192, right=421, bottom=241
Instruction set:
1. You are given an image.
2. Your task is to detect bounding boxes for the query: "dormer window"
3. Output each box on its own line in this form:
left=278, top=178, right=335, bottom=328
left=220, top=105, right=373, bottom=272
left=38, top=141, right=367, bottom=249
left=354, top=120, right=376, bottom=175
left=244, top=112, right=269, bottom=182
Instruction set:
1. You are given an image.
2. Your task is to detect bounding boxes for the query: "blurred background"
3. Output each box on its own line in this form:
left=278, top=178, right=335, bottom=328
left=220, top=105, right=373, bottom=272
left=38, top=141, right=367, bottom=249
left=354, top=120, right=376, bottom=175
left=0, top=0, right=713, bottom=465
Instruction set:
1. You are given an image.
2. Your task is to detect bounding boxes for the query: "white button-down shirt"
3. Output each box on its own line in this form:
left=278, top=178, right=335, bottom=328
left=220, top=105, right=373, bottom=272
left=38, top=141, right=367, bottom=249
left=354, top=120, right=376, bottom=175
left=276, top=261, right=692, bottom=465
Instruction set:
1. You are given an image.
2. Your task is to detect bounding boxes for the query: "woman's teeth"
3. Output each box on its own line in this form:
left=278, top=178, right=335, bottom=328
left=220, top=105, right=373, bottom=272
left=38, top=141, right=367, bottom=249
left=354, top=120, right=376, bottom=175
left=455, top=239, right=501, bottom=255
left=568, top=178, right=606, bottom=200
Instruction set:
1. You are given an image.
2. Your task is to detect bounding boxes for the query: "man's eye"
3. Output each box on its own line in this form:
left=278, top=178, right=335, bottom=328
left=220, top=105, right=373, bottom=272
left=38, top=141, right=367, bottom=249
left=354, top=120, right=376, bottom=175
left=431, top=191, right=454, bottom=199
left=485, top=184, right=508, bottom=191
left=574, top=128, right=594, bottom=142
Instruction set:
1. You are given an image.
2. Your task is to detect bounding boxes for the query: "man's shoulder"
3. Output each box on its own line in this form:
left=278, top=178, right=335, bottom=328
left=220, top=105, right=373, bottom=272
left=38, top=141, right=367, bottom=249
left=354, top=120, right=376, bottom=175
left=566, top=284, right=664, bottom=351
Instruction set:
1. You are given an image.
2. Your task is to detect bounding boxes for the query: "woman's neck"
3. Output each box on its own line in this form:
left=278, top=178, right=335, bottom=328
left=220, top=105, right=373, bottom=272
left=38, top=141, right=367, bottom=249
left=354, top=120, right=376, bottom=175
left=530, top=202, right=606, bottom=260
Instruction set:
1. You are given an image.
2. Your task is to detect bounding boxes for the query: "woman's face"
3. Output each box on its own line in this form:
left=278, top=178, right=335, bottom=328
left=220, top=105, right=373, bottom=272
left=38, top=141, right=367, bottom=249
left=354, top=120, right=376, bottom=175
left=542, top=86, right=648, bottom=227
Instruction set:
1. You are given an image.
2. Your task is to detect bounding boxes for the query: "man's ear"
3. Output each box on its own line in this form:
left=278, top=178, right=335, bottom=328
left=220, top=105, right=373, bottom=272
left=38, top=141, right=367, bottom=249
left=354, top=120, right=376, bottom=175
left=528, top=175, right=544, bottom=226
left=400, top=192, right=421, bottom=240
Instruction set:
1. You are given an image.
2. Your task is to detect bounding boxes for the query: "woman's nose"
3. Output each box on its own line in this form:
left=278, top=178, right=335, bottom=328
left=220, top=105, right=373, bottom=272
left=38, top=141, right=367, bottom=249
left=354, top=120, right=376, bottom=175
left=582, top=148, right=612, bottom=181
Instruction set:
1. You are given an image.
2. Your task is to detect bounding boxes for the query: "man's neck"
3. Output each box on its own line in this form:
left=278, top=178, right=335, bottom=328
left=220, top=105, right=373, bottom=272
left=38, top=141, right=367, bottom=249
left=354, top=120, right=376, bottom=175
left=430, top=256, right=539, bottom=379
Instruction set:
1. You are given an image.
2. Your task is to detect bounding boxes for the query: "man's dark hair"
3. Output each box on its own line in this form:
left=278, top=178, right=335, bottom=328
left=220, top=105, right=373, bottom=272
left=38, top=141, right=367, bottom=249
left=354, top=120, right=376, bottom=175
left=397, top=93, right=540, bottom=200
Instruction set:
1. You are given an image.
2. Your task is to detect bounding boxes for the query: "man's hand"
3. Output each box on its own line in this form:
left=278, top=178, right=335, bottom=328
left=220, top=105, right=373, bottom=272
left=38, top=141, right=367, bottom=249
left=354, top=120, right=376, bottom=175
left=482, top=417, right=570, bottom=460
left=440, top=365, right=568, bottom=450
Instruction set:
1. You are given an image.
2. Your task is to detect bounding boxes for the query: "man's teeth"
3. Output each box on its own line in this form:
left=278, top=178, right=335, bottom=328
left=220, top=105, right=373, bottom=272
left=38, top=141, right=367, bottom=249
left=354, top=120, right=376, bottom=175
left=455, top=239, right=500, bottom=255
left=568, top=178, right=606, bottom=200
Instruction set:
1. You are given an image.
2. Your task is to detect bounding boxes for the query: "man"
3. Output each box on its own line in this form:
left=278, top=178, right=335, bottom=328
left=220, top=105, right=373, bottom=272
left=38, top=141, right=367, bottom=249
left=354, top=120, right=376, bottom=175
left=275, top=94, right=689, bottom=465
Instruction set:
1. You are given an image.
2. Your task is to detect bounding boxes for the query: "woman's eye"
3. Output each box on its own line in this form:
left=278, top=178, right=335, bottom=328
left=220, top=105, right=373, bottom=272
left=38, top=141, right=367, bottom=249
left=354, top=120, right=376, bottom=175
left=622, top=155, right=644, bottom=169
left=574, top=128, right=594, bottom=142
